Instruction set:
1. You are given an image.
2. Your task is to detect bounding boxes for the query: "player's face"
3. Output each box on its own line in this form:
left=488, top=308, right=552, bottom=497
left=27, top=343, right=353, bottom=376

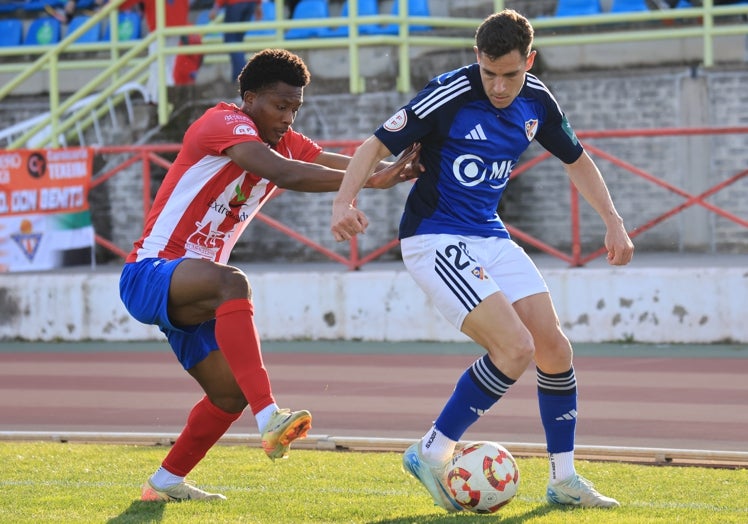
left=242, top=82, right=303, bottom=146
left=475, top=48, right=536, bottom=109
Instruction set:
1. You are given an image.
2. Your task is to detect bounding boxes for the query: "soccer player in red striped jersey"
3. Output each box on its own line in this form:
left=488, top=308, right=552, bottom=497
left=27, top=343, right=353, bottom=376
left=120, top=48, right=420, bottom=502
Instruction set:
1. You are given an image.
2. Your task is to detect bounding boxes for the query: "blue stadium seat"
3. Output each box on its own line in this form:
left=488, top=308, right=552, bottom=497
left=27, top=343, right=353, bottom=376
left=320, top=0, right=381, bottom=38
left=246, top=1, right=276, bottom=37
left=0, top=18, right=24, bottom=47
left=610, top=0, right=650, bottom=12
left=23, top=0, right=64, bottom=13
left=285, top=0, right=329, bottom=39
left=66, top=15, right=102, bottom=43
left=379, top=0, right=432, bottom=34
left=0, top=2, right=24, bottom=14
left=555, top=0, right=602, bottom=16
left=102, top=11, right=142, bottom=41
left=23, top=16, right=61, bottom=45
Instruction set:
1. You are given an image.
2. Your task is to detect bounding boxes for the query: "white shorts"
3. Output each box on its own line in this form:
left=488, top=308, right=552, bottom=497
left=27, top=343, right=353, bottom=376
left=400, top=234, right=549, bottom=330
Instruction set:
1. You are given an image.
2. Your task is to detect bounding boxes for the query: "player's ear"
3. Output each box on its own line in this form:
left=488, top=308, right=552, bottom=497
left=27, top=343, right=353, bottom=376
left=525, top=50, right=537, bottom=71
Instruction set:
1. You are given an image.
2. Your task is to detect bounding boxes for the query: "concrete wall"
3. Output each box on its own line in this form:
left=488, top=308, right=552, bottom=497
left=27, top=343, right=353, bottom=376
left=1, top=257, right=746, bottom=343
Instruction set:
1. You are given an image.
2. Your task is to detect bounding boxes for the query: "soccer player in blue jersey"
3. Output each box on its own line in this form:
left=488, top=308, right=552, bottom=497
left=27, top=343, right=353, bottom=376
left=331, top=9, right=634, bottom=512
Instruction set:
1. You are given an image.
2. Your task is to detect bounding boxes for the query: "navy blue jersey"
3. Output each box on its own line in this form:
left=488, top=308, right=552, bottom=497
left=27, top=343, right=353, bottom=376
left=374, top=64, right=584, bottom=240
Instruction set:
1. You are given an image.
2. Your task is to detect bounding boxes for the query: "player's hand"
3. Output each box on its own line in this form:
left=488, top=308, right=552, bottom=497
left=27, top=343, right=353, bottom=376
left=605, top=222, right=634, bottom=266
left=331, top=201, right=368, bottom=242
left=365, top=143, right=422, bottom=189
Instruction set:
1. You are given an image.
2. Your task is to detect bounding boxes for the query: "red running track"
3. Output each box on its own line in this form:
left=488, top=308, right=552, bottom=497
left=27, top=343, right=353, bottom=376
left=1, top=347, right=746, bottom=454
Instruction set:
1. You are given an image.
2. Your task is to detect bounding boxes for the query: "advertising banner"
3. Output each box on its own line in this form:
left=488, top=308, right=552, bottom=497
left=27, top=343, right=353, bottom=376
left=0, top=148, right=95, bottom=272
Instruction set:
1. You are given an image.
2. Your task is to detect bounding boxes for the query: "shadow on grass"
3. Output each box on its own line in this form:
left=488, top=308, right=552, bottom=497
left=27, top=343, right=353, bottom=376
left=370, top=503, right=559, bottom=523
left=106, top=500, right=166, bottom=523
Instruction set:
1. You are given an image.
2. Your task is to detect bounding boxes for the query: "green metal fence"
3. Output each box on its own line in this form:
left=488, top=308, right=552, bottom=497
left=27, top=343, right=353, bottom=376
left=0, top=0, right=746, bottom=148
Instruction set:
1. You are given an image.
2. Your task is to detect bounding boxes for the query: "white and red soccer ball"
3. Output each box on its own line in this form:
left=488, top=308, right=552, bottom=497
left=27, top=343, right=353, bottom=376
left=446, top=441, right=520, bottom=514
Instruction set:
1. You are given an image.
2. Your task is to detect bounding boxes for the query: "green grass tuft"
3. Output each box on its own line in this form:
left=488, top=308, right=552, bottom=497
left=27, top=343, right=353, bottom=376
left=0, top=442, right=746, bottom=523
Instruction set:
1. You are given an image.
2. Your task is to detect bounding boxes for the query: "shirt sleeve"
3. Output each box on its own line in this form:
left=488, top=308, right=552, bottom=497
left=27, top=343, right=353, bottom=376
left=279, top=129, right=324, bottom=162
left=534, top=104, right=584, bottom=165
left=191, top=109, right=264, bottom=157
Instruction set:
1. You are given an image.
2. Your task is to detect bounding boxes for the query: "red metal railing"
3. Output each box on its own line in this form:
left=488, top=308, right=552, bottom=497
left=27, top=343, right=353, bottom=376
left=92, top=127, right=748, bottom=268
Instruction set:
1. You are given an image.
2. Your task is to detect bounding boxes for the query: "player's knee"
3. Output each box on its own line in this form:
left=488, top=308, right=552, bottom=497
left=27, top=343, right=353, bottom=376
left=509, top=337, right=535, bottom=366
left=218, top=266, right=252, bottom=301
left=486, top=336, right=534, bottom=371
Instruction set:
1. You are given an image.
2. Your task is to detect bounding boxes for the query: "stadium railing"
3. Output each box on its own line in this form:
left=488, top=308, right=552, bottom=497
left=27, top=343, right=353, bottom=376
left=0, top=0, right=747, bottom=147
left=88, top=126, right=748, bottom=268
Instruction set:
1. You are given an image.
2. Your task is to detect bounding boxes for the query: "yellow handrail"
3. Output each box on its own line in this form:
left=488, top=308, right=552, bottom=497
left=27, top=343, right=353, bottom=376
left=1, top=0, right=747, bottom=147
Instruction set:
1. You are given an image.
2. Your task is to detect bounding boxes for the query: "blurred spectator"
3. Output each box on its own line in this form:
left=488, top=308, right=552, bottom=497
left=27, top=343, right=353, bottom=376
left=46, top=0, right=106, bottom=24
left=209, top=0, right=261, bottom=82
left=119, top=0, right=191, bottom=103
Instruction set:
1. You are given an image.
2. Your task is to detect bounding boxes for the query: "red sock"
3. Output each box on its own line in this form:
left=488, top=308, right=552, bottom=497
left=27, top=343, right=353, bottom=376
left=215, top=298, right=275, bottom=415
left=162, top=396, right=240, bottom=477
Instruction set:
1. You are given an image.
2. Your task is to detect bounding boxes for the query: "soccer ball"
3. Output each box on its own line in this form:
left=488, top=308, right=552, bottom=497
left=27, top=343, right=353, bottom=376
left=446, top=441, right=520, bottom=514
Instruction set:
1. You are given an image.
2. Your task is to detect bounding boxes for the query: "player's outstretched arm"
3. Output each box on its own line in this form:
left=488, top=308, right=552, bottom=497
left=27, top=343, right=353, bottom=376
left=564, top=151, right=634, bottom=266
left=331, top=136, right=394, bottom=241
left=365, top=143, right=421, bottom=189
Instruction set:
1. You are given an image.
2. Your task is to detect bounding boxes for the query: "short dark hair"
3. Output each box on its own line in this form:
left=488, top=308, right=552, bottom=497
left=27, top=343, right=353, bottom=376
left=475, top=9, right=534, bottom=60
left=238, top=49, right=311, bottom=97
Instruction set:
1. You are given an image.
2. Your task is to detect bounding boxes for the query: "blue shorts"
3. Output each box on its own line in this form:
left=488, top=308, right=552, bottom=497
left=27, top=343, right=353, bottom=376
left=119, top=258, right=218, bottom=370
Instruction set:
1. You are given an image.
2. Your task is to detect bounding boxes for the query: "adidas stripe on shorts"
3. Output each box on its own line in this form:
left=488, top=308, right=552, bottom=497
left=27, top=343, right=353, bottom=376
left=400, top=234, right=549, bottom=330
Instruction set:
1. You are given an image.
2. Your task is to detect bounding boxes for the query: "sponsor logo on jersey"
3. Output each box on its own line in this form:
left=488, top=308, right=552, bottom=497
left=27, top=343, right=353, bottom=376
left=209, top=199, right=248, bottom=223
left=186, top=221, right=227, bottom=259
left=464, top=123, right=487, bottom=140
left=383, top=109, right=407, bottom=132
left=524, top=119, right=538, bottom=142
left=233, top=184, right=248, bottom=202
left=233, top=124, right=256, bottom=136
left=452, top=154, right=514, bottom=189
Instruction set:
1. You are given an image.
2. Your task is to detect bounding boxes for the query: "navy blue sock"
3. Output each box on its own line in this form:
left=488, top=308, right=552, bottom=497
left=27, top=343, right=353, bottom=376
left=434, top=355, right=515, bottom=441
left=537, top=367, right=577, bottom=453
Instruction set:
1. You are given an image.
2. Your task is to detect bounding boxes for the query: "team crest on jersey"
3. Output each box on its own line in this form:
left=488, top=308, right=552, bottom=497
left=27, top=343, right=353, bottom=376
left=525, top=119, right=538, bottom=142
left=471, top=266, right=487, bottom=280
left=233, top=124, right=256, bottom=136
left=383, top=109, right=407, bottom=132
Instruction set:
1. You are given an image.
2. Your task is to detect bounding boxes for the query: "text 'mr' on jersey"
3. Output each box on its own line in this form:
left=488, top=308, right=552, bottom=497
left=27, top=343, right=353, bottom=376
left=374, top=63, right=584, bottom=241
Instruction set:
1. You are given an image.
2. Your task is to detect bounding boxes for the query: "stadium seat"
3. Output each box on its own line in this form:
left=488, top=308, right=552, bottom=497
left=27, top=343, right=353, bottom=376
left=555, top=0, right=603, bottom=16
left=246, top=1, right=276, bottom=37
left=23, top=0, right=64, bottom=13
left=320, top=0, right=381, bottom=38
left=0, top=18, right=24, bottom=47
left=102, top=11, right=142, bottom=41
left=285, top=0, right=329, bottom=39
left=0, top=2, right=24, bottom=14
left=66, top=15, right=102, bottom=43
left=379, top=0, right=432, bottom=34
left=23, top=16, right=61, bottom=45
left=609, top=0, right=651, bottom=12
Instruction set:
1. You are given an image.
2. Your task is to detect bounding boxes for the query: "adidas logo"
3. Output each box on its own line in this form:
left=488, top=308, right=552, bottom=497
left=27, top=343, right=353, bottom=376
left=470, top=406, right=487, bottom=416
left=555, top=409, right=578, bottom=421
left=464, top=123, right=487, bottom=140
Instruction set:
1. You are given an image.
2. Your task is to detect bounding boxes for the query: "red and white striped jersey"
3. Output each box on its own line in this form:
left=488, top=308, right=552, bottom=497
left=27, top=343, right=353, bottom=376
left=126, top=102, right=323, bottom=264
